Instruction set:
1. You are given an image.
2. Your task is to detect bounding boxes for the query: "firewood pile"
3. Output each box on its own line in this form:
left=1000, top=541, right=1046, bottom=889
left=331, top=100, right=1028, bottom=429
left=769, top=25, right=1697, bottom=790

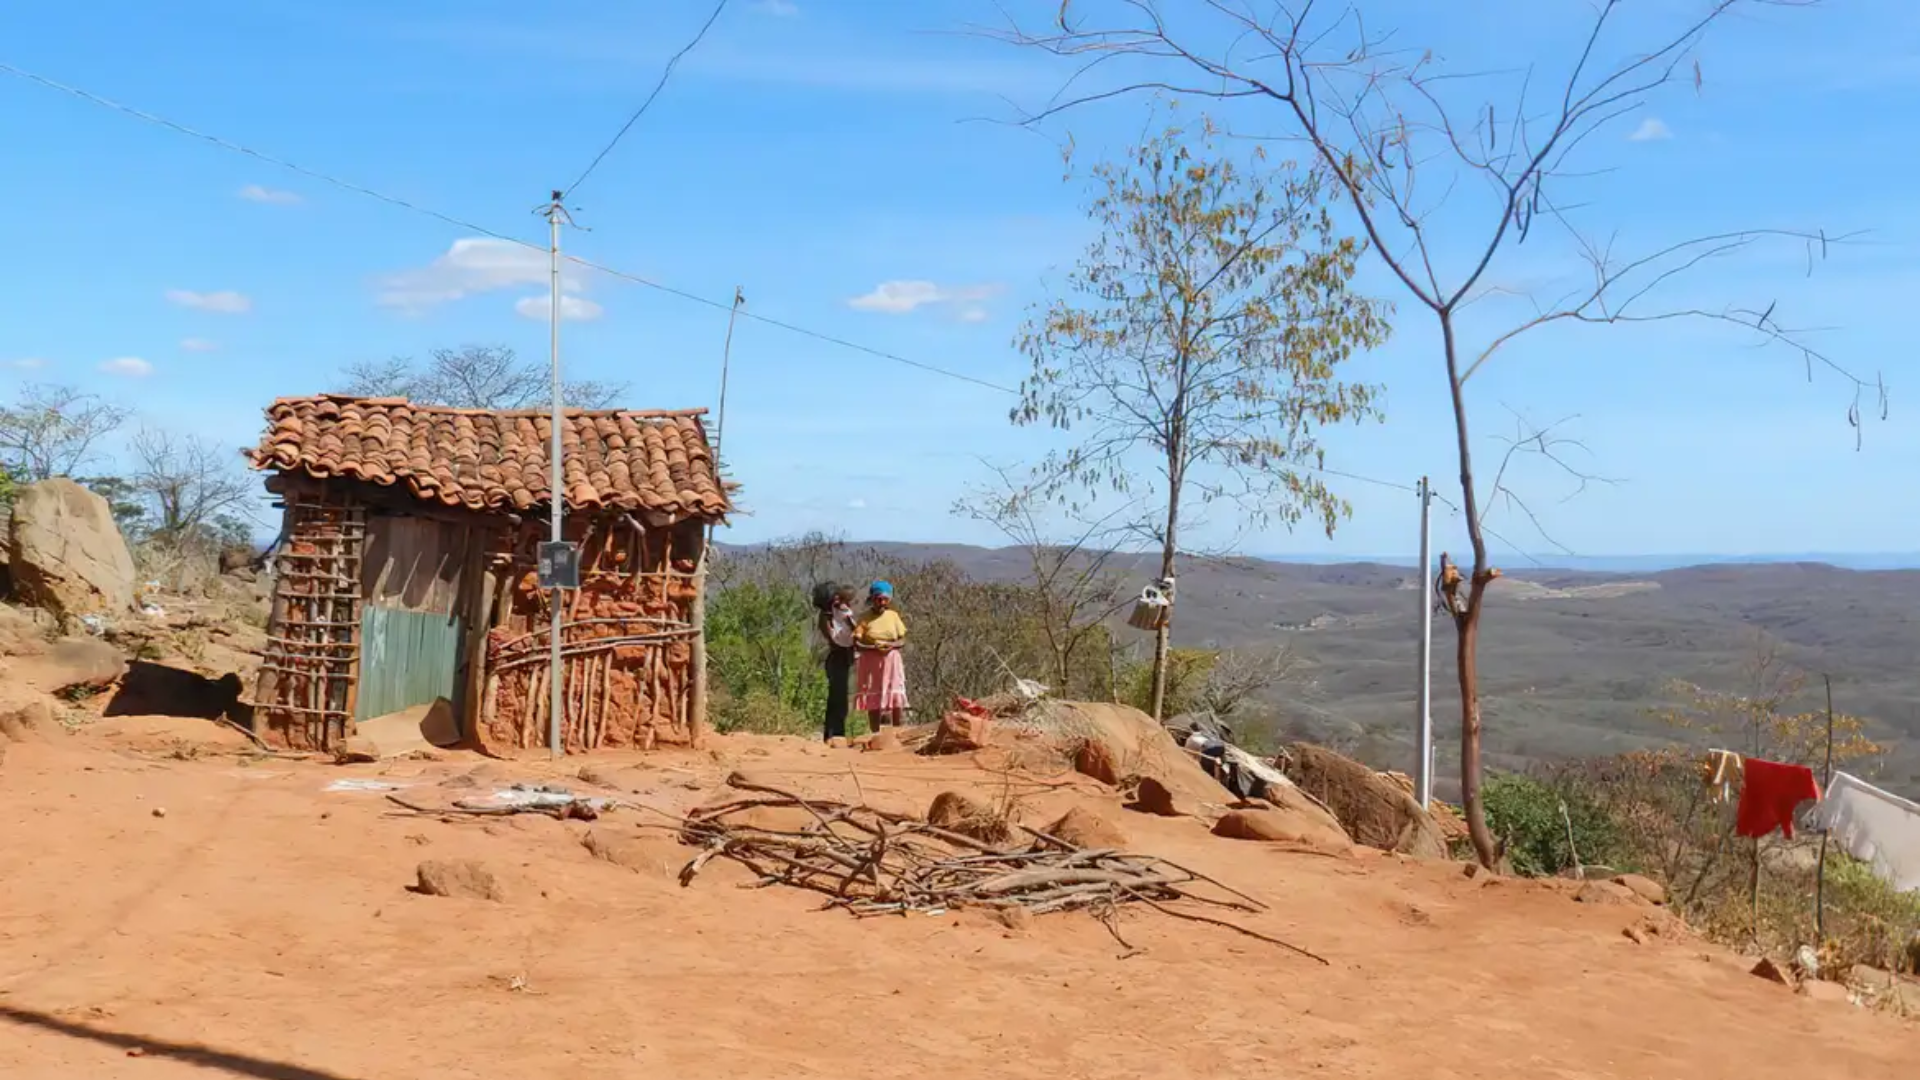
left=677, top=773, right=1327, bottom=963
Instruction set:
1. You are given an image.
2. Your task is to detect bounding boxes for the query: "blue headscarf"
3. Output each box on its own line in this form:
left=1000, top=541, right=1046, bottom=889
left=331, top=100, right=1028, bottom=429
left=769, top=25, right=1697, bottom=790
left=869, top=580, right=894, bottom=599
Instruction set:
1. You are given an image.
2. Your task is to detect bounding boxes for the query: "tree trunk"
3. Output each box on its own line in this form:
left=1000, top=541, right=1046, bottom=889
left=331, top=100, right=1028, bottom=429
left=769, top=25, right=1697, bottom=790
left=1440, top=309, right=1501, bottom=867
left=1456, top=600, right=1494, bottom=864
left=1147, top=498, right=1180, bottom=721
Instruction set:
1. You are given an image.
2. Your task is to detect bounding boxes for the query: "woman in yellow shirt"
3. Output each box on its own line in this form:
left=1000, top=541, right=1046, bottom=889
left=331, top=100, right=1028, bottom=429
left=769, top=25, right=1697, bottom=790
left=853, top=580, right=909, bottom=729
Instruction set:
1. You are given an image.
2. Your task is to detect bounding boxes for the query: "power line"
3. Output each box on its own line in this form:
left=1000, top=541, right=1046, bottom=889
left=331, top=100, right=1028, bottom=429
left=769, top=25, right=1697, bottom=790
left=1428, top=489, right=1549, bottom=567
left=562, top=254, right=1019, bottom=393
left=0, top=61, right=495, bottom=240
left=560, top=0, right=732, bottom=200
left=0, top=58, right=1013, bottom=395
left=0, top=56, right=1558, bottom=517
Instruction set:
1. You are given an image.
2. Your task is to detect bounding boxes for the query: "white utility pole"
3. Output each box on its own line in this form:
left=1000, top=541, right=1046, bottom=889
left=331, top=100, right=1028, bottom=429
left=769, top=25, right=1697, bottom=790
left=546, top=190, right=566, bottom=760
left=1415, top=475, right=1434, bottom=808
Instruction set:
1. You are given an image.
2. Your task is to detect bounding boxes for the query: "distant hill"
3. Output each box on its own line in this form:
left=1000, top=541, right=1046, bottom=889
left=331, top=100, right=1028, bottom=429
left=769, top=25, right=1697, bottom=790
left=724, top=541, right=1920, bottom=795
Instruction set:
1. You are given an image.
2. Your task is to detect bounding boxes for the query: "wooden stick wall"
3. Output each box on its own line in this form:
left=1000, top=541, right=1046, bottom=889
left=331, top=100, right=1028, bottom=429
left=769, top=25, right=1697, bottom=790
left=474, top=517, right=703, bottom=755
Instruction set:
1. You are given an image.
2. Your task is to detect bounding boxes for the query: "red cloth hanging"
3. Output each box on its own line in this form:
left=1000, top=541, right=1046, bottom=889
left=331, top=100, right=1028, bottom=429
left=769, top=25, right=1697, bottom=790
left=1735, top=758, right=1821, bottom=839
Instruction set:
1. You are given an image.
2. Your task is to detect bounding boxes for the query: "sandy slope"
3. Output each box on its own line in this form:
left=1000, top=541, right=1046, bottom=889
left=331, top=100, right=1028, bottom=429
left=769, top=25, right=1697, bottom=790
left=0, top=722, right=1914, bottom=1080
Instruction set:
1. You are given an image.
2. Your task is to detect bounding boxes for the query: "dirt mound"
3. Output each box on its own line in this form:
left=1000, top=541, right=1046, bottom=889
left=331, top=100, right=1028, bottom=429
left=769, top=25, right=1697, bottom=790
left=582, top=830, right=692, bottom=881
left=0, top=700, right=54, bottom=744
left=86, top=714, right=255, bottom=754
left=1284, top=743, right=1448, bottom=859
left=1037, top=700, right=1224, bottom=805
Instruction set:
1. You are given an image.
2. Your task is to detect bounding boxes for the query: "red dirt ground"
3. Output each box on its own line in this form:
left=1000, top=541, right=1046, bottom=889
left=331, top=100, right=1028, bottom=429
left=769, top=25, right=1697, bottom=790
left=2, top=720, right=1916, bottom=1079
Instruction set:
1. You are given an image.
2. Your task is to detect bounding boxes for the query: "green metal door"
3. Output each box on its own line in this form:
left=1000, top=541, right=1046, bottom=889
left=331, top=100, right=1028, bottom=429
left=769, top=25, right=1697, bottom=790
left=357, top=603, right=464, bottom=721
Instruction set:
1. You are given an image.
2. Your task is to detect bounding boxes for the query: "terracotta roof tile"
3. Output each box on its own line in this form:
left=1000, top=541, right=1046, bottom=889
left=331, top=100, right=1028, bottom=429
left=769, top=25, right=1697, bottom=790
left=249, top=395, right=731, bottom=519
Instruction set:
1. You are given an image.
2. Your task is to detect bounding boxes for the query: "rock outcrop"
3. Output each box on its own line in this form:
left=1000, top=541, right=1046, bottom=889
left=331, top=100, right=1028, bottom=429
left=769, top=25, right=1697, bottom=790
left=1283, top=742, right=1449, bottom=859
left=7, top=478, right=137, bottom=620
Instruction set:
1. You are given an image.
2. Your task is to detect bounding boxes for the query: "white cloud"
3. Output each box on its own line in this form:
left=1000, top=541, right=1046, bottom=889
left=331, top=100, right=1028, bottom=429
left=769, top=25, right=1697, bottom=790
left=847, top=497, right=868, bottom=510
left=379, top=237, right=591, bottom=315
left=179, top=337, right=219, bottom=352
left=514, top=294, right=605, bottom=322
left=957, top=307, right=990, bottom=324
left=1628, top=117, right=1674, bottom=142
left=165, top=289, right=253, bottom=314
left=3, top=357, right=45, bottom=370
left=753, top=0, right=801, bottom=15
left=238, top=184, right=302, bottom=205
left=99, top=357, right=153, bottom=377
left=848, top=279, right=1003, bottom=315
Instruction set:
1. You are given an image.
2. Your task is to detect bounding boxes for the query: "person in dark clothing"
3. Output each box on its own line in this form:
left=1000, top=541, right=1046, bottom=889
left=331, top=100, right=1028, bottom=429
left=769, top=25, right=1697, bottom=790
left=816, top=584, right=857, bottom=741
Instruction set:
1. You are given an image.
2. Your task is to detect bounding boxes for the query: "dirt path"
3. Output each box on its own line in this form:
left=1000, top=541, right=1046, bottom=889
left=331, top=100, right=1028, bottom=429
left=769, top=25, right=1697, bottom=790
left=0, top=725, right=1914, bottom=1079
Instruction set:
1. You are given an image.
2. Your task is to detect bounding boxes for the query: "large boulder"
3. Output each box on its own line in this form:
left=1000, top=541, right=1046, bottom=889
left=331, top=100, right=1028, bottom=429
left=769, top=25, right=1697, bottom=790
left=7, top=479, right=137, bottom=620
left=1045, top=700, right=1226, bottom=806
left=1283, top=742, right=1449, bottom=859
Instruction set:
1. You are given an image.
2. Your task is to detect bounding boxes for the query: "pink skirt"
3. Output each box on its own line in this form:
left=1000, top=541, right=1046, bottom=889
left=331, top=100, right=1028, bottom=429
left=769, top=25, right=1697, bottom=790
left=854, top=648, right=909, bottom=712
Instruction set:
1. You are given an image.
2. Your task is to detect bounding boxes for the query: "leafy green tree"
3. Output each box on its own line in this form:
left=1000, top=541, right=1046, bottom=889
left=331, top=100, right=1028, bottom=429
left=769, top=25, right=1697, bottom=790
left=1013, top=121, right=1390, bottom=720
left=997, top=0, right=1888, bottom=871
left=77, top=475, right=150, bottom=540
left=705, top=580, right=826, bottom=733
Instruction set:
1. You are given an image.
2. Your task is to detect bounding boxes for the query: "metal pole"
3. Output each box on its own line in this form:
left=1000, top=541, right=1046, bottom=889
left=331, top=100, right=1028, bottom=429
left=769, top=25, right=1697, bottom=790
left=547, top=190, right=565, bottom=760
left=1815, top=673, right=1837, bottom=940
left=1415, top=475, right=1434, bottom=809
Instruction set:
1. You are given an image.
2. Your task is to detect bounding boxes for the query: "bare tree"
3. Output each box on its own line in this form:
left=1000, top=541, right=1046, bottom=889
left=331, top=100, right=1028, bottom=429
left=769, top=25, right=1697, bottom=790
left=341, top=345, right=624, bottom=410
left=956, top=463, right=1133, bottom=695
left=129, top=429, right=256, bottom=543
left=1014, top=121, right=1390, bottom=720
left=0, top=384, right=130, bottom=482
left=1197, top=643, right=1302, bottom=719
left=996, top=0, right=1888, bottom=864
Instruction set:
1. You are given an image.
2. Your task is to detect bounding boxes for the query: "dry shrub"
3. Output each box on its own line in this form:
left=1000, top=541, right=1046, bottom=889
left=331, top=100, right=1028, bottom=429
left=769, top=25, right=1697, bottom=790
left=1544, top=750, right=1920, bottom=971
left=133, top=538, right=220, bottom=597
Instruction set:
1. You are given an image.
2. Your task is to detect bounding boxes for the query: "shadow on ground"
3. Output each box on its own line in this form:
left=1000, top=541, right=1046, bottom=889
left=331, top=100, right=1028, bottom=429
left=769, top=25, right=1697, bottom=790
left=104, top=660, right=250, bottom=729
left=0, top=1004, right=355, bottom=1080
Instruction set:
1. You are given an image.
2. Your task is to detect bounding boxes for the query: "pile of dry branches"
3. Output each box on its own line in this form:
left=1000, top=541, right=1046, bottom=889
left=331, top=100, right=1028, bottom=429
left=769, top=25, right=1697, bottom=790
left=678, top=773, right=1326, bottom=963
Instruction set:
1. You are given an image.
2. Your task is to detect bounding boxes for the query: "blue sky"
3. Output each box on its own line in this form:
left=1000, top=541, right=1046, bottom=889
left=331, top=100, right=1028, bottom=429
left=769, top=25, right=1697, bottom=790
left=0, top=0, right=1911, bottom=560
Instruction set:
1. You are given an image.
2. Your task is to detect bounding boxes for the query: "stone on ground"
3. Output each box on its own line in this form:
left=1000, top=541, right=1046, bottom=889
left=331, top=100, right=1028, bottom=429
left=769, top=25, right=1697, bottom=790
left=1211, top=805, right=1352, bottom=851
left=333, top=737, right=382, bottom=764
left=927, top=790, right=1013, bottom=844
left=925, top=710, right=992, bottom=754
left=1611, top=873, right=1667, bottom=905
left=1043, top=806, right=1128, bottom=850
left=1127, top=776, right=1187, bottom=817
left=44, top=638, right=127, bottom=695
left=414, top=859, right=517, bottom=902
left=1573, top=880, right=1639, bottom=906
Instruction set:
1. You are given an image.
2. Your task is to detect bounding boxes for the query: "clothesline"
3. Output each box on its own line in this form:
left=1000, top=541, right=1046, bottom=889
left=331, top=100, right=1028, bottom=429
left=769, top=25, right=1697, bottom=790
left=1700, top=747, right=1920, bottom=896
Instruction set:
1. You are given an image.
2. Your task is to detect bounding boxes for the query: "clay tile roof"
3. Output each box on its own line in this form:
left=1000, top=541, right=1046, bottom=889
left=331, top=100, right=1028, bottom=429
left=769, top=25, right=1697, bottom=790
left=249, top=395, right=732, bottom=520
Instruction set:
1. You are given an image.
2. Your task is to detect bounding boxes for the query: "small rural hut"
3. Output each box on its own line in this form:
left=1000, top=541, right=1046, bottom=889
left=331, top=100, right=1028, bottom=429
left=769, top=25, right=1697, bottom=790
left=246, top=394, right=732, bottom=755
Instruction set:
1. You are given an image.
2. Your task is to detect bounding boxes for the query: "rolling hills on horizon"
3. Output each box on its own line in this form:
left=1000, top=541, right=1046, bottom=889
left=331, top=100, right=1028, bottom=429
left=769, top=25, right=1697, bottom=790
left=721, top=540, right=1920, bottom=796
